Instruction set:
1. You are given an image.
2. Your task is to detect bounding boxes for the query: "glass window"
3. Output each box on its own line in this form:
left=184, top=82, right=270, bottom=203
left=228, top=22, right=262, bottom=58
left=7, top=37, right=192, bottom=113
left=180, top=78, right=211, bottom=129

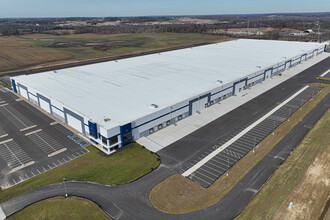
left=102, top=136, right=107, bottom=145
left=166, top=120, right=170, bottom=126
left=210, top=100, right=214, bottom=105
left=109, top=136, right=118, bottom=146
left=103, top=146, right=108, bottom=152
left=158, top=124, right=163, bottom=129
left=122, top=132, right=131, bottom=143
left=89, top=130, right=95, bottom=137
left=178, top=115, right=182, bottom=120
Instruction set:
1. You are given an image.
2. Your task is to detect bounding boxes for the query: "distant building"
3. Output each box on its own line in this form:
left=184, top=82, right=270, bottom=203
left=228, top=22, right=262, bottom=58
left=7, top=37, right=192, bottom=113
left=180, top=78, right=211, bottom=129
left=304, top=29, right=314, bottom=34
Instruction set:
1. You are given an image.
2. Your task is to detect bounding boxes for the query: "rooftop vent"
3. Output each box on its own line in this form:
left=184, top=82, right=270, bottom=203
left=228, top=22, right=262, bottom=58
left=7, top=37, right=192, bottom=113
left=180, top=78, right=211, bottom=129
left=104, top=118, right=111, bottom=122
left=150, top=104, right=158, bottom=109
left=216, top=80, right=223, bottom=84
left=53, top=71, right=57, bottom=73
left=256, top=66, right=262, bottom=69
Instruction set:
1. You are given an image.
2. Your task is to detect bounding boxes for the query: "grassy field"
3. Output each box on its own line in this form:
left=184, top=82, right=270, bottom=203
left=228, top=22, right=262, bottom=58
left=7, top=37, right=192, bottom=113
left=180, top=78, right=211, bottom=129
left=0, top=143, right=160, bottom=203
left=0, top=33, right=230, bottom=72
left=7, top=197, right=110, bottom=220
left=237, top=109, right=330, bottom=220
left=149, top=83, right=330, bottom=214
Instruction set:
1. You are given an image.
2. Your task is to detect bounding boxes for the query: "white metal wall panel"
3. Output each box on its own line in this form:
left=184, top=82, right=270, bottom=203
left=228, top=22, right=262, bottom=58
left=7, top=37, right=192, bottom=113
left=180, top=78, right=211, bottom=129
left=67, top=114, right=83, bottom=133
left=39, top=98, right=51, bottom=113
left=52, top=107, right=64, bottom=119
left=20, top=87, right=28, bottom=99
left=29, top=94, right=38, bottom=104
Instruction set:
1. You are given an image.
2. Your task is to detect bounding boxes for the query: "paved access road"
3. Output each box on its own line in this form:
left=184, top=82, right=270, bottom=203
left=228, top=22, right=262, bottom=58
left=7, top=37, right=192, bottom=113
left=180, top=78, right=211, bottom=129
left=1, top=56, right=330, bottom=220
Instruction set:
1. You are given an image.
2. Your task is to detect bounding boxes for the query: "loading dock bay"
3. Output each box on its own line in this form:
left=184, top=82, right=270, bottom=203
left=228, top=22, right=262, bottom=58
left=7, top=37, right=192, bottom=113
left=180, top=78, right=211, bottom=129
left=0, top=86, right=90, bottom=188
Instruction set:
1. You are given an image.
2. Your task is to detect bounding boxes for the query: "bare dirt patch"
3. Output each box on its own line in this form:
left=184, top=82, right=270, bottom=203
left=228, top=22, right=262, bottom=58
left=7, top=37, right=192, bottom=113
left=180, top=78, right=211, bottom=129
left=272, top=127, right=330, bottom=220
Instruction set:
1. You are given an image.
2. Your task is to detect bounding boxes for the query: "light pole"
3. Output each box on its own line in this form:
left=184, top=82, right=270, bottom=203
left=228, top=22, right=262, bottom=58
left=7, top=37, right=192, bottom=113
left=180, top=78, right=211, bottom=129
left=288, top=109, right=291, bottom=121
left=312, top=90, right=314, bottom=100
left=226, top=158, right=229, bottom=176
left=63, top=177, right=68, bottom=197
left=198, top=95, right=201, bottom=113
left=253, top=137, right=256, bottom=153
left=273, top=121, right=276, bottom=135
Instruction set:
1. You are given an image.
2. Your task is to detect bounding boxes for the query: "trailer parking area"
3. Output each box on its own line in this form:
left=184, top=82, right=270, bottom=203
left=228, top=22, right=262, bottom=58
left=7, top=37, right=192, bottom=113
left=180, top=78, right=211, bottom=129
left=0, top=86, right=90, bottom=188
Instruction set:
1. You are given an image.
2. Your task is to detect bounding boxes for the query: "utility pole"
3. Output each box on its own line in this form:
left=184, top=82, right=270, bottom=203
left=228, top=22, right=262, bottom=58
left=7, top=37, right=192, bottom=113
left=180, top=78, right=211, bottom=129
left=316, top=20, right=321, bottom=43
left=247, top=20, right=250, bottom=36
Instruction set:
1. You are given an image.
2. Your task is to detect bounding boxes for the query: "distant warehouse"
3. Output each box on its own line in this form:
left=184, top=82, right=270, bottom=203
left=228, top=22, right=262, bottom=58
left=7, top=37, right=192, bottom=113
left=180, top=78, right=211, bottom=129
left=11, top=39, right=326, bottom=154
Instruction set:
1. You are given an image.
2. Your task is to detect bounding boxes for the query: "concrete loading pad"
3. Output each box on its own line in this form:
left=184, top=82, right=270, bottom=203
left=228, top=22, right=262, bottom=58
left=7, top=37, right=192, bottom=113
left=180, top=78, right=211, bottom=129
left=182, top=85, right=322, bottom=188
left=0, top=86, right=90, bottom=188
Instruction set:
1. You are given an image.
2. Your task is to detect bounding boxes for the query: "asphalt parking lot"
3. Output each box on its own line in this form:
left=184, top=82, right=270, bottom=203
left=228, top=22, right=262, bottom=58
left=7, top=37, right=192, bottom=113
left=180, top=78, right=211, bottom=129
left=0, top=86, right=90, bottom=188
left=183, top=86, right=322, bottom=187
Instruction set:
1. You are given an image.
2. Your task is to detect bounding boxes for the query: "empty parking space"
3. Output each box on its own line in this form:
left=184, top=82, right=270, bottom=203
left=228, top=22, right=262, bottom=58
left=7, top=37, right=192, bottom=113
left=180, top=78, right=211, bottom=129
left=184, top=86, right=322, bottom=187
left=0, top=139, right=34, bottom=172
left=26, top=130, right=66, bottom=157
left=0, top=104, right=35, bottom=130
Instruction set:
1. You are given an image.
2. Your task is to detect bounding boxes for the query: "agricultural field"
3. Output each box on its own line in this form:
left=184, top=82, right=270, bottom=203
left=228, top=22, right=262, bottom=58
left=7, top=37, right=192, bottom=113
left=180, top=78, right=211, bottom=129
left=0, top=33, right=230, bottom=73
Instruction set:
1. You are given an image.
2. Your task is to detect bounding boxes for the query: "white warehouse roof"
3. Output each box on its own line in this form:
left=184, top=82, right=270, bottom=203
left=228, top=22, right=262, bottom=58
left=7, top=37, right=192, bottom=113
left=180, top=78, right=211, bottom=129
left=13, top=39, right=324, bottom=130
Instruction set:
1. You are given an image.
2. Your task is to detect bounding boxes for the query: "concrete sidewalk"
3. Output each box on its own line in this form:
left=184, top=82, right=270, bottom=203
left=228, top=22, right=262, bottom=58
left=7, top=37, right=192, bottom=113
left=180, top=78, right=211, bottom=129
left=0, top=206, right=5, bottom=220
left=137, top=53, right=330, bottom=152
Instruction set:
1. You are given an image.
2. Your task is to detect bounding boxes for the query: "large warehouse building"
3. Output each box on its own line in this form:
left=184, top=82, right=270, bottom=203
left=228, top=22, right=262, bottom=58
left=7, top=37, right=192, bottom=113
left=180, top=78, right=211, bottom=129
left=11, top=39, right=326, bottom=154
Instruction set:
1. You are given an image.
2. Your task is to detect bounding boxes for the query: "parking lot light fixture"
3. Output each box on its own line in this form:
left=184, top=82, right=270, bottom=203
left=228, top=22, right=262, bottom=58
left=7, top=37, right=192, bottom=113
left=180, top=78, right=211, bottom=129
left=63, top=177, right=68, bottom=197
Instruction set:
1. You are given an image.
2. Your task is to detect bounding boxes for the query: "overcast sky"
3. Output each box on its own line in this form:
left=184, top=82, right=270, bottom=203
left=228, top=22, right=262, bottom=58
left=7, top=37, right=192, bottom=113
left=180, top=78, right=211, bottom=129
left=1, top=0, right=329, bottom=18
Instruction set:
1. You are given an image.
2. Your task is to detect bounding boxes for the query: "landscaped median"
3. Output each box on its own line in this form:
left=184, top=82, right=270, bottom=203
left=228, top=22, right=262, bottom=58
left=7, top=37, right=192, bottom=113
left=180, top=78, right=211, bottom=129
left=149, top=83, right=330, bottom=214
left=6, top=197, right=111, bottom=220
left=0, top=143, right=160, bottom=203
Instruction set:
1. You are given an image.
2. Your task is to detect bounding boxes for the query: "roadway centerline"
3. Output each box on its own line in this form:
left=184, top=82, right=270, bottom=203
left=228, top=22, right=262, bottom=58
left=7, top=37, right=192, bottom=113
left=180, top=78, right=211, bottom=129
left=182, top=85, right=310, bottom=177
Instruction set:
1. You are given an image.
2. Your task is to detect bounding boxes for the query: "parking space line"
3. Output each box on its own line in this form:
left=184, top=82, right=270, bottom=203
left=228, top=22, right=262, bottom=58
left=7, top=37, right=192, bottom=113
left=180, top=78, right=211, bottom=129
left=203, top=164, right=223, bottom=174
left=194, top=170, right=215, bottom=181
left=199, top=167, right=219, bottom=177
left=209, top=159, right=227, bottom=169
left=1, top=105, right=28, bottom=127
left=191, top=174, right=211, bottom=185
left=0, top=103, right=8, bottom=107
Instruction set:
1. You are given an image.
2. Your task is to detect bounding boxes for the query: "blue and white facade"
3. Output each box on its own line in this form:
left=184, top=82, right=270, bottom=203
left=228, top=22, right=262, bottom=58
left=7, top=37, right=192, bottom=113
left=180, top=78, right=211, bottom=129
left=11, top=39, right=326, bottom=154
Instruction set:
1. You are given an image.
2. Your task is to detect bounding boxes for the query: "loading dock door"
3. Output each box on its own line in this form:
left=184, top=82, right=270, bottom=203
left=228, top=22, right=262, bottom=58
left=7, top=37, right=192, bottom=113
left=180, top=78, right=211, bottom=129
left=39, top=98, right=51, bottom=113
left=265, top=68, right=272, bottom=79
left=67, top=114, right=83, bottom=133
left=233, top=81, right=246, bottom=95
left=20, top=87, right=28, bottom=99
left=191, top=96, right=208, bottom=114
